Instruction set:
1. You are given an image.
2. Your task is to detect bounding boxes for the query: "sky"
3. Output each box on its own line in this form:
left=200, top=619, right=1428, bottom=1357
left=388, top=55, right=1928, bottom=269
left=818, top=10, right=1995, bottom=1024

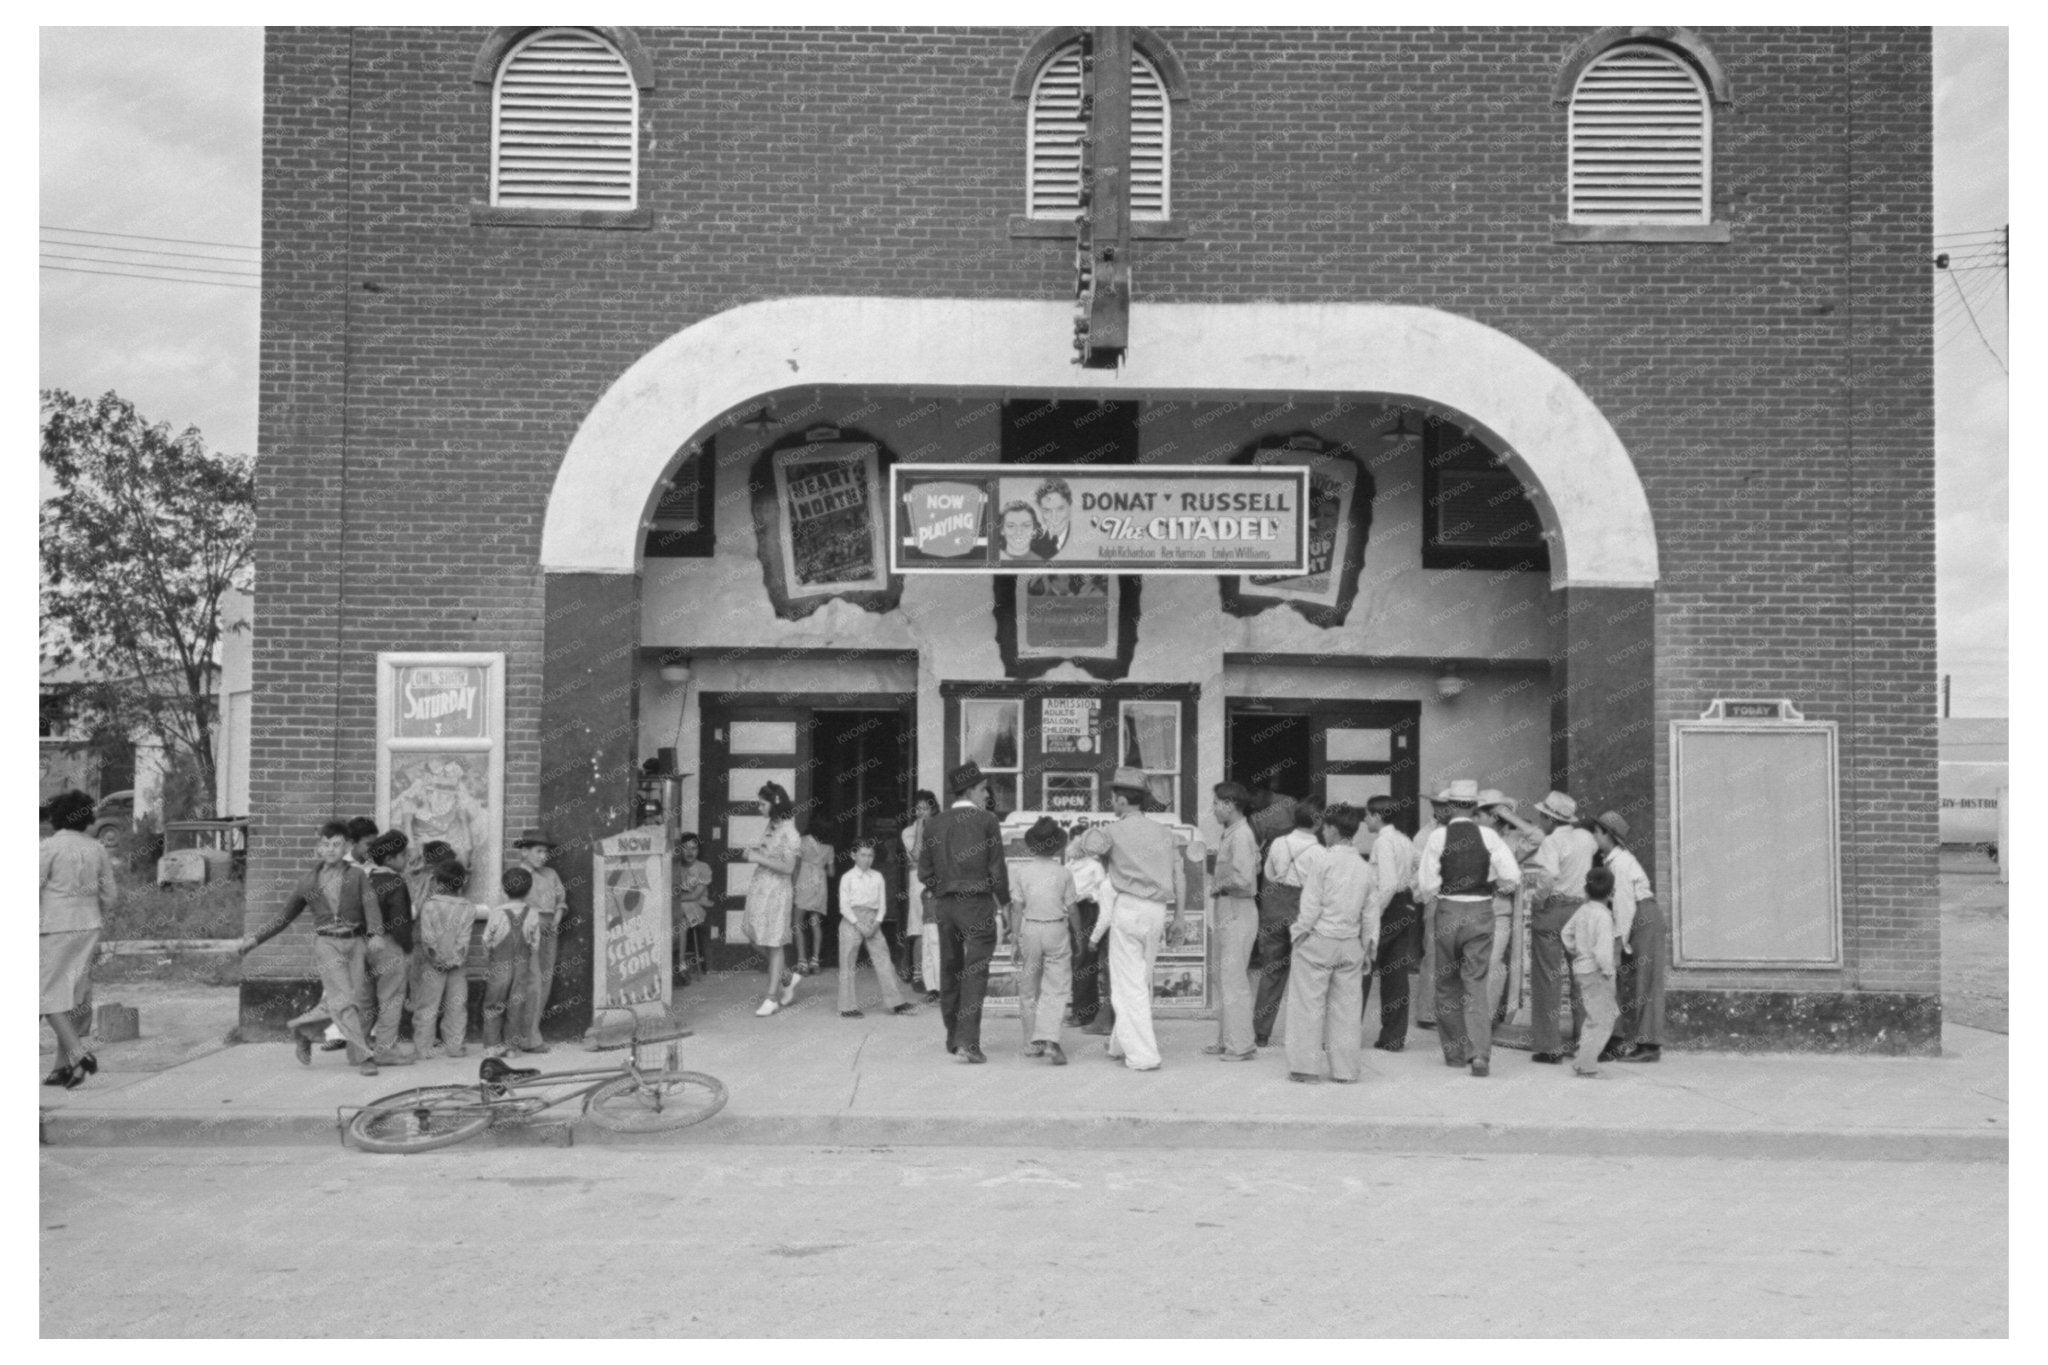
left=35, top=25, right=2011, bottom=715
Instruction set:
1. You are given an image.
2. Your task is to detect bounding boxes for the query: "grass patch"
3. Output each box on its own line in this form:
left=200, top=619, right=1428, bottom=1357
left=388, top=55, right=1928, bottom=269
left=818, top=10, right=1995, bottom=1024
left=102, top=879, right=245, bottom=940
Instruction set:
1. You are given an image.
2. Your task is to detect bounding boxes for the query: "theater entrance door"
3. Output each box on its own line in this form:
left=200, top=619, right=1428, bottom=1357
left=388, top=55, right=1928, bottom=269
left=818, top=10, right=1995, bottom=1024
left=1223, top=698, right=1422, bottom=833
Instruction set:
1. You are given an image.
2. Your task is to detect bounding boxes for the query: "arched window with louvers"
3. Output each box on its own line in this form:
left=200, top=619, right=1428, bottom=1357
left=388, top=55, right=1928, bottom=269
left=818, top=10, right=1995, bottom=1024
left=490, top=28, right=640, bottom=211
left=1566, top=41, right=1714, bottom=227
left=1026, top=40, right=1171, bottom=222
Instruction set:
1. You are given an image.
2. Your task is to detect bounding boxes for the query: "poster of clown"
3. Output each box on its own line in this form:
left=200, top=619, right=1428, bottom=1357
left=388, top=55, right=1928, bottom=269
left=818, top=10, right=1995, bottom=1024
left=376, top=653, right=506, bottom=888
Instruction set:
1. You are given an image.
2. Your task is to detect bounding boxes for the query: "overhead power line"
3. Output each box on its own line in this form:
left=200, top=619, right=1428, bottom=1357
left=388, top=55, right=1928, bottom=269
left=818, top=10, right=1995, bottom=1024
left=39, top=237, right=262, bottom=268
left=39, top=261, right=260, bottom=291
left=40, top=250, right=258, bottom=279
left=39, top=223, right=259, bottom=253
left=1940, top=268, right=2007, bottom=374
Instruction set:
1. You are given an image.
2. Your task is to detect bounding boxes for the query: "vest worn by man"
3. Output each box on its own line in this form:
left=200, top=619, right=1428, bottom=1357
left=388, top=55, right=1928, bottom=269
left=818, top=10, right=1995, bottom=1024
left=1439, top=821, right=1492, bottom=898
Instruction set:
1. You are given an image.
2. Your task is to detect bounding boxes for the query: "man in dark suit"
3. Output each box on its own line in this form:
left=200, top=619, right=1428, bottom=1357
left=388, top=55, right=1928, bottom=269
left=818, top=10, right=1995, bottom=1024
left=917, top=761, right=1011, bottom=1064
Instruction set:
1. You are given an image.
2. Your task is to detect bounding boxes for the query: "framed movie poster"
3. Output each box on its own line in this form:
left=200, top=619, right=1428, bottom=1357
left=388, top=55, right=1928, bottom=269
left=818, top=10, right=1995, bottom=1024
left=377, top=653, right=505, bottom=884
left=1219, top=434, right=1374, bottom=628
left=749, top=429, right=903, bottom=620
left=993, top=575, right=1142, bottom=681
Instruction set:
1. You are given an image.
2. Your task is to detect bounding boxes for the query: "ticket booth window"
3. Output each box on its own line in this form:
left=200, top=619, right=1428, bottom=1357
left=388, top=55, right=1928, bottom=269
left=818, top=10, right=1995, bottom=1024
left=959, top=698, right=1024, bottom=812
left=1120, top=700, right=1183, bottom=817
left=943, top=682, right=1198, bottom=819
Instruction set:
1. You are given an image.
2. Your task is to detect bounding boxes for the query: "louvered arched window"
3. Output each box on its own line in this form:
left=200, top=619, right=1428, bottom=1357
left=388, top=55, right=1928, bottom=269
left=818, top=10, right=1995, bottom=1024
left=491, top=28, right=638, bottom=211
left=1027, top=43, right=1169, bottom=221
left=1567, top=42, right=1711, bottom=226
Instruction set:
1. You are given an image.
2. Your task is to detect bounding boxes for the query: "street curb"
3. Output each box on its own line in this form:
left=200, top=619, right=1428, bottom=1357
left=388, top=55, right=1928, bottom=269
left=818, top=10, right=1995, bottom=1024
left=39, top=1107, right=2008, bottom=1163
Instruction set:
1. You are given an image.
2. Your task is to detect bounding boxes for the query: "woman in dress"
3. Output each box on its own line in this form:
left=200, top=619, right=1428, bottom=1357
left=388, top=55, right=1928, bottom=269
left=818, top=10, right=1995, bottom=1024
left=743, top=782, right=803, bottom=1016
left=41, top=789, right=120, bottom=1088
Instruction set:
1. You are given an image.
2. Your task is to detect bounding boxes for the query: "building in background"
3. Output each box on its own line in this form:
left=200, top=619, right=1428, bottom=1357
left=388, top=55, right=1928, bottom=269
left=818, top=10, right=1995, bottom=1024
left=247, top=26, right=1938, bottom=1050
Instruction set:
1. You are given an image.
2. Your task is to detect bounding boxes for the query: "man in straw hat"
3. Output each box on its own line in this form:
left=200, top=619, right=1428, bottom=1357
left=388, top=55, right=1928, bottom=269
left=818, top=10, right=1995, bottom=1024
left=918, top=762, right=1011, bottom=1064
left=1592, top=811, right=1664, bottom=1064
left=1526, top=790, right=1600, bottom=1063
left=1415, top=780, right=1522, bottom=1077
left=1076, top=766, right=1187, bottom=1071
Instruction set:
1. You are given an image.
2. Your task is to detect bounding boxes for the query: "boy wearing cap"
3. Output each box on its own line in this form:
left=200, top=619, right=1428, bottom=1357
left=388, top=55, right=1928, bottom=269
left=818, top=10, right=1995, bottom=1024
left=1416, top=781, right=1522, bottom=1077
left=1079, top=767, right=1187, bottom=1072
left=1526, top=790, right=1600, bottom=1064
left=1593, top=811, right=1664, bottom=1063
left=512, top=830, right=566, bottom=1053
left=1009, top=816, right=1079, bottom=1064
left=918, top=762, right=1011, bottom=1064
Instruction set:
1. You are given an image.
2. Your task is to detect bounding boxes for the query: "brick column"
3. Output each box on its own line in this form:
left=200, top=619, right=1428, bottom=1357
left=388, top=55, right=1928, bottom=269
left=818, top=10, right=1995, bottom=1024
left=538, top=573, right=644, bottom=1038
left=1551, top=586, right=1657, bottom=870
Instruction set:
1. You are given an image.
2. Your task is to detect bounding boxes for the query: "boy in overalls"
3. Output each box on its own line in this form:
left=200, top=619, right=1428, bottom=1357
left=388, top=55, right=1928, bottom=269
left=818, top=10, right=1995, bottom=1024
left=482, top=866, right=540, bottom=1057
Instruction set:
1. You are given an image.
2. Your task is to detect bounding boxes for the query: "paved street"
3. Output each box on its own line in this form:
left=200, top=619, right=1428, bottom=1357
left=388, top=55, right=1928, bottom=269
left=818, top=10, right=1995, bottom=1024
left=42, top=1144, right=2003, bottom=1337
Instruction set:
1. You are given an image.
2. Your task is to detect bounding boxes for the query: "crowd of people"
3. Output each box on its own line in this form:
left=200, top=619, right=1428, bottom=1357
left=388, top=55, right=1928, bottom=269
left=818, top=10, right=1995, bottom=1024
left=229, top=819, right=567, bottom=1076
left=735, top=764, right=1667, bottom=1081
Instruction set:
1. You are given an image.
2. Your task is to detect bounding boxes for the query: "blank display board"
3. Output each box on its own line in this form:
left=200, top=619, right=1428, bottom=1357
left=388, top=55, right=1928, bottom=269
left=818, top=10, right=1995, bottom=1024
left=1671, top=722, right=1841, bottom=968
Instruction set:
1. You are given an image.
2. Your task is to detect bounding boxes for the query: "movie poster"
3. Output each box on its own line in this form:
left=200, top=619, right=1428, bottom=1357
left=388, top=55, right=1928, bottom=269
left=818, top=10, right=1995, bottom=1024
left=386, top=751, right=493, bottom=872
left=1244, top=445, right=1361, bottom=609
left=775, top=442, right=886, bottom=597
left=378, top=653, right=505, bottom=890
left=1018, top=574, right=1118, bottom=658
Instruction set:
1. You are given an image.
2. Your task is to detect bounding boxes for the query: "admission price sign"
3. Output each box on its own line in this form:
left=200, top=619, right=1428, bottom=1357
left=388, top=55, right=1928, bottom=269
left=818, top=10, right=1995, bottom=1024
left=592, top=828, right=673, bottom=1012
left=891, top=464, right=1311, bottom=575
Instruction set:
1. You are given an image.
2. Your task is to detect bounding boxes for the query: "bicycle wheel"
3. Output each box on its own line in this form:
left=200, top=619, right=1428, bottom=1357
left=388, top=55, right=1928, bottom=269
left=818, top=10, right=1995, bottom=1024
left=583, top=1069, right=728, bottom=1133
left=347, top=1085, right=493, bottom=1153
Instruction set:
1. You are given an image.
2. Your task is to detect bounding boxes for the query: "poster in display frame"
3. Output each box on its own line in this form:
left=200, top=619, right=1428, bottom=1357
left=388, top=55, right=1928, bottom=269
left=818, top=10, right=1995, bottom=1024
left=1218, top=434, right=1374, bottom=629
left=993, top=575, right=1142, bottom=681
left=748, top=428, right=903, bottom=620
left=375, top=652, right=505, bottom=887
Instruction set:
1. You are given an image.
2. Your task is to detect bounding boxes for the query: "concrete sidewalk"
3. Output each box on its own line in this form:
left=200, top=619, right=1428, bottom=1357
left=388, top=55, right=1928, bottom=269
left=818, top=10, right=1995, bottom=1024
left=40, top=971, right=2008, bottom=1160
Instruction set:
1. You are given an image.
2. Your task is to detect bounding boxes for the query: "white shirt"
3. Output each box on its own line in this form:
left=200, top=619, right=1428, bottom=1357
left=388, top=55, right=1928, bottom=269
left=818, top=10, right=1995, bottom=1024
left=1415, top=819, right=1522, bottom=901
left=1562, top=899, right=1617, bottom=976
left=1604, top=846, right=1655, bottom=941
left=1365, top=823, right=1417, bottom=918
left=1263, top=828, right=1323, bottom=888
left=839, top=867, right=887, bottom=923
left=1531, top=825, right=1601, bottom=901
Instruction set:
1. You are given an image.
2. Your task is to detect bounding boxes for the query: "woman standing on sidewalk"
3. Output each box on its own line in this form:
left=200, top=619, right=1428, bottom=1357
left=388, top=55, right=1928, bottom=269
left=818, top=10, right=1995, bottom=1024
left=40, top=790, right=120, bottom=1089
left=744, top=782, right=803, bottom=1016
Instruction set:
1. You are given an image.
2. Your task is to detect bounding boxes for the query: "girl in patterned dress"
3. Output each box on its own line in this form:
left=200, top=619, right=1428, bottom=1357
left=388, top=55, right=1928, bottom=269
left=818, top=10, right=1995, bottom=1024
left=743, top=782, right=803, bottom=1016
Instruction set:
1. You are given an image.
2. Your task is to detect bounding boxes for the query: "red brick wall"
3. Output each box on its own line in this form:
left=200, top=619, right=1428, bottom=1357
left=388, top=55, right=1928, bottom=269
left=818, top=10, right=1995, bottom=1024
left=250, top=26, right=1936, bottom=1000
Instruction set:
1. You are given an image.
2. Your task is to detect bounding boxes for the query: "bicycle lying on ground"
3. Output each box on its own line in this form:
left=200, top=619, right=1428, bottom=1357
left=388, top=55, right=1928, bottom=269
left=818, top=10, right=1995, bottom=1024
left=341, top=1024, right=727, bottom=1154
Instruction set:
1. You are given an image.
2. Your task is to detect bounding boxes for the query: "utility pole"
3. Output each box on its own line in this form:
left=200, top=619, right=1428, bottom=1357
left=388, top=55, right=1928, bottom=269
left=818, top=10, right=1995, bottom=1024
left=1073, top=27, right=1131, bottom=368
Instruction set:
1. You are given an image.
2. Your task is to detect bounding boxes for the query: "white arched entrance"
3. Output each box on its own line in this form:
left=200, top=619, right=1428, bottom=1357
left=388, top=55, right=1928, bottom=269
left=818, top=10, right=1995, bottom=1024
left=540, top=297, right=1658, bottom=588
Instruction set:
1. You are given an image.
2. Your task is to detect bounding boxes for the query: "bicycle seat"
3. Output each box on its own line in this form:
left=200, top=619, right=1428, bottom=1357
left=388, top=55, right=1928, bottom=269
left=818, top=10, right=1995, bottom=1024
left=632, top=1024, right=694, bottom=1045
left=478, top=1056, right=542, bottom=1085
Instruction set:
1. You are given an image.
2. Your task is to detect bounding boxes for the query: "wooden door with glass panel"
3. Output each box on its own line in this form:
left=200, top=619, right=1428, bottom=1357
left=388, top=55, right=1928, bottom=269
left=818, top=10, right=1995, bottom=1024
left=699, top=701, right=809, bottom=969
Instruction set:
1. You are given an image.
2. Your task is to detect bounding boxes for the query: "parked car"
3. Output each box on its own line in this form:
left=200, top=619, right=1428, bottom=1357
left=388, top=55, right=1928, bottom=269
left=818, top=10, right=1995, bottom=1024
left=91, top=789, right=135, bottom=842
left=156, top=817, right=249, bottom=887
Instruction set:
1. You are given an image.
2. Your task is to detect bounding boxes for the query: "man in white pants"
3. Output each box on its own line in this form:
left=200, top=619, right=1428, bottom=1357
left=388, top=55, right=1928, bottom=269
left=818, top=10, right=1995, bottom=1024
left=1080, top=767, right=1185, bottom=1071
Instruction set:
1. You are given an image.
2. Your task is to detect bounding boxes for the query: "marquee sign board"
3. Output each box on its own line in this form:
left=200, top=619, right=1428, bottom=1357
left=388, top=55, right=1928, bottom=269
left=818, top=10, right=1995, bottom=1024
left=891, top=464, right=1310, bottom=575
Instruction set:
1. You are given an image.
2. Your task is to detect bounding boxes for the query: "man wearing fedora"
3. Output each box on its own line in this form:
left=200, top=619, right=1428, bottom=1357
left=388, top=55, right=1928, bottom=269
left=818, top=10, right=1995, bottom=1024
left=1077, top=767, right=1186, bottom=1071
left=1527, top=791, right=1600, bottom=1063
left=1592, top=811, right=1664, bottom=1063
left=917, top=762, right=1011, bottom=1064
left=1415, top=780, right=1522, bottom=1077
left=512, top=829, right=567, bottom=1052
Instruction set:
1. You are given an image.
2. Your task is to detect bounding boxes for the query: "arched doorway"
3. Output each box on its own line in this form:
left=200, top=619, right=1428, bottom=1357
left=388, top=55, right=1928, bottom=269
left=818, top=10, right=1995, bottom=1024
left=536, top=298, right=1658, bottom=1030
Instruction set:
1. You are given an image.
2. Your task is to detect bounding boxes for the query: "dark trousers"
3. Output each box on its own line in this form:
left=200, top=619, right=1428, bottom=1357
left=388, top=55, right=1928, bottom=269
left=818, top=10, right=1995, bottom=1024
left=1252, top=883, right=1302, bottom=1044
left=1616, top=898, right=1668, bottom=1048
left=1070, top=898, right=1105, bottom=1023
left=1530, top=896, right=1583, bottom=1053
left=1367, top=891, right=1422, bottom=1043
left=1433, top=899, right=1496, bottom=1065
left=932, top=894, right=998, bottom=1052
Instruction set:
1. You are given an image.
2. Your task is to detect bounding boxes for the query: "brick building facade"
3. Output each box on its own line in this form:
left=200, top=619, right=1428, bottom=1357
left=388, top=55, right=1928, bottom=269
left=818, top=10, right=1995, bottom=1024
left=247, top=26, right=1938, bottom=1050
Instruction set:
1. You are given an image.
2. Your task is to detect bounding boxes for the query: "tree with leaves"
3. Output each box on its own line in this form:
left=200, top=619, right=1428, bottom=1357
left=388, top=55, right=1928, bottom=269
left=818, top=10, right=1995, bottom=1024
left=40, top=390, right=254, bottom=817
